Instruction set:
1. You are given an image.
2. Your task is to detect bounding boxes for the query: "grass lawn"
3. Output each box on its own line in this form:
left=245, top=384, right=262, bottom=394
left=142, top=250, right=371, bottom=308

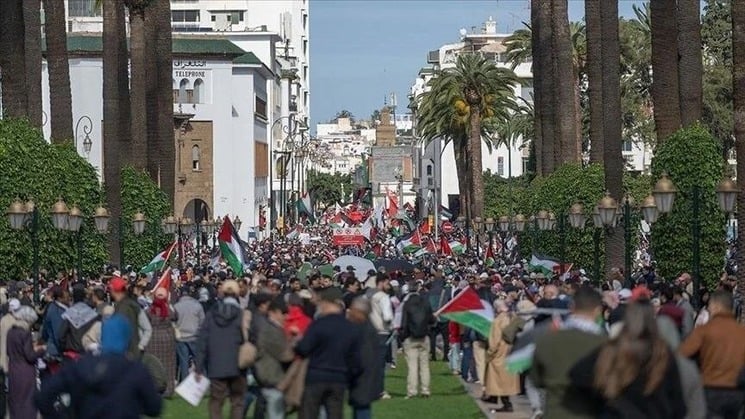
left=162, top=358, right=483, bottom=419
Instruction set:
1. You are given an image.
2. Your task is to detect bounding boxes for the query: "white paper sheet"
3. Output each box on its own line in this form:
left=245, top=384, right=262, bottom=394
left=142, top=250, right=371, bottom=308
left=175, top=372, right=211, bottom=407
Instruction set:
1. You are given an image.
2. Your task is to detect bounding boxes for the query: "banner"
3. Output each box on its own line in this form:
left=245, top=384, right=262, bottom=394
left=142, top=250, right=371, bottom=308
left=332, top=228, right=365, bottom=246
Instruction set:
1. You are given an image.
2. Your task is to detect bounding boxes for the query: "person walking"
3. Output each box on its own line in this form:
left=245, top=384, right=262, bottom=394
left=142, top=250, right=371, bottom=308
left=195, top=280, right=251, bottom=419
left=59, top=286, right=100, bottom=355
left=400, top=285, right=434, bottom=399
left=531, top=286, right=606, bottom=419
left=146, top=287, right=178, bottom=397
left=295, top=287, right=362, bottom=419
left=254, top=297, right=294, bottom=419
left=347, top=297, right=383, bottom=419
left=7, top=306, right=45, bottom=419
left=41, top=286, right=69, bottom=359
left=570, top=301, right=686, bottom=418
left=368, top=275, right=393, bottom=399
left=484, top=300, right=520, bottom=413
left=35, top=314, right=163, bottom=419
left=0, top=298, right=22, bottom=418
left=679, top=290, right=745, bottom=419
left=110, top=277, right=152, bottom=359
left=173, top=286, right=205, bottom=382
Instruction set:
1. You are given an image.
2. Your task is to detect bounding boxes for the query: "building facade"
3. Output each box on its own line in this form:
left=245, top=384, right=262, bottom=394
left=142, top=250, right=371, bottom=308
left=40, top=34, right=273, bottom=238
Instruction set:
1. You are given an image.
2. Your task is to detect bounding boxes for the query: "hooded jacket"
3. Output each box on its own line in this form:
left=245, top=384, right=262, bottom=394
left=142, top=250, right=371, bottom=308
left=35, top=315, right=162, bottom=419
left=195, top=298, right=245, bottom=379
left=59, top=302, right=100, bottom=354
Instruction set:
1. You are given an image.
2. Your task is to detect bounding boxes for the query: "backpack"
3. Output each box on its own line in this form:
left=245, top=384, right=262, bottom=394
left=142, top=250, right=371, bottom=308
left=406, top=297, right=431, bottom=339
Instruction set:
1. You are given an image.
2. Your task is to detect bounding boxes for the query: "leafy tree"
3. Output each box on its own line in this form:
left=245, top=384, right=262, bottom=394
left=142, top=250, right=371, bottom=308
left=701, top=0, right=733, bottom=155
left=0, top=119, right=107, bottom=278
left=120, top=166, right=171, bottom=270
left=306, top=170, right=353, bottom=208
left=650, top=125, right=726, bottom=289
left=333, top=110, right=355, bottom=124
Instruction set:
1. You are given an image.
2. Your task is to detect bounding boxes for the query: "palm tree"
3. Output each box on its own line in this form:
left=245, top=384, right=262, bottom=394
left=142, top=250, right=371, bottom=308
left=551, top=0, right=580, bottom=164
left=534, top=0, right=555, bottom=175
left=124, top=0, right=150, bottom=171
left=677, top=0, right=703, bottom=126
left=586, top=0, right=604, bottom=163
left=23, top=0, right=42, bottom=128
left=651, top=0, right=682, bottom=142
left=0, top=1, right=28, bottom=118
left=416, top=54, right=518, bottom=220
left=733, top=0, right=745, bottom=319
left=43, top=0, right=74, bottom=142
left=152, top=0, right=175, bottom=201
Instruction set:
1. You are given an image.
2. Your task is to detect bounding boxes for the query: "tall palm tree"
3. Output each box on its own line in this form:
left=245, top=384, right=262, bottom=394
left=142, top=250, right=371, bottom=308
left=535, top=0, right=555, bottom=175
left=152, top=0, right=175, bottom=201
left=651, top=0, right=682, bottom=142
left=124, top=0, right=150, bottom=171
left=43, top=0, right=74, bottom=142
left=733, top=0, right=745, bottom=319
left=23, top=0, right=42, bottom=128
left=677, top=0, right=703, bottom=126
left=551, top=0, right=580, bottom=164
left=586, top=0, right=604, bottom=163
left=416, top=54, right=518, bottom=220
left=0, top=1, right=28, bottom=118
left=600, top=0, right=624, bottom=274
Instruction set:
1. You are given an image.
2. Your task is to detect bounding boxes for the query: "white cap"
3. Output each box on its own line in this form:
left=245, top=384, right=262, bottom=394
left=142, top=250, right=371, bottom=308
left=8, top=299, right=20, bottom=313
left=619, top=289, right=632, bottom=301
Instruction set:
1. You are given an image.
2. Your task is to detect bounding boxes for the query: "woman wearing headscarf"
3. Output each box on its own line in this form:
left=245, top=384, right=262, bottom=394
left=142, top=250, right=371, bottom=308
left=483, top=299, right=520, bottom=412
left=7, top=306, right=45, bottom=419
left=570, top=301, right=686, bottom=418
left=146, top=287, right=178, bottom=397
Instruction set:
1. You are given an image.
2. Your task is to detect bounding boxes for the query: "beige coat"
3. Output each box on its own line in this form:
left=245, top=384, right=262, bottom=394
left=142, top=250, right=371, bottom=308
left=484, top=312, right=520, bottom=397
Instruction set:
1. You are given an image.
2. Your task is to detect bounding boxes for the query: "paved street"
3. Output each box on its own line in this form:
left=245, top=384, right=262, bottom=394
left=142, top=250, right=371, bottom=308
left=463, top=380, right=533, bottom=418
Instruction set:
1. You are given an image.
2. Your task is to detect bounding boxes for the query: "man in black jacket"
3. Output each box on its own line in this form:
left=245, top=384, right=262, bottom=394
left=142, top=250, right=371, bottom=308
left=347, top=297, right=383, bottom=419
left=401, top=289, right=435, bottom=399
left=59, top=286, right=100, bottom=355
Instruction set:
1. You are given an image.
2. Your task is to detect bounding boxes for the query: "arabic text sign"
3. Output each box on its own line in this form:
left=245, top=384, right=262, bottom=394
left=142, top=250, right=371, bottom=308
left=332, top=228, right=365, bottom=246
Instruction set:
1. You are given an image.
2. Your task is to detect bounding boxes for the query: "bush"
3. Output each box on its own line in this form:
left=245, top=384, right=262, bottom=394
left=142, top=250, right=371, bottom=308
left=650, top=124, right=726, bottom=288
left=0, top=119, right=107, bottom=278
left=120, top=167, right=172, bottom=270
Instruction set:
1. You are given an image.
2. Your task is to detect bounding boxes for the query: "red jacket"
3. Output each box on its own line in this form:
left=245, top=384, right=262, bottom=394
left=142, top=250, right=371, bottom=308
left=284, top=305, right=312, bottom=338
left=448, top=322, right=461, bottom=344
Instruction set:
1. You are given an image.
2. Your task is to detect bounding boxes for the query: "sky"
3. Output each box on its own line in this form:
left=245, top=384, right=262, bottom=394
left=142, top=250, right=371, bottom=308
left=309, top=0, right=644, bottom=126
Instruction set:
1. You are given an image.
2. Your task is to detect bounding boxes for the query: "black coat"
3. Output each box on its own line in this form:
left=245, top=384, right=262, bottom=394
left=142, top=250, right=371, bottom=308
left=35, top=353, right=162, bottom=419
left=196, top=301, right=244, bottom=379
left=349, top=321, right=383, bottom=407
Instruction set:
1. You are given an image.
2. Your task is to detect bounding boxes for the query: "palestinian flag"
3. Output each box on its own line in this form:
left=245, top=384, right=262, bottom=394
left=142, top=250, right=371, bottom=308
left=485, top=241, right=495, bottom=267
left=296, top=192, right=315, bottom=223
left=529, top=253, right=571, bottom=276
left=396, top=230, right=422, bottom=254
left=435, top=287, right=494, bottom=338
left=439, top=205, right=453, bottom=220
left=506, top=343, right=535, bottom=374
left=387, top=190, right=399, bottom=217
left=140, top=241, right=176, bottom=274
left=218, top=217, right=245, bottom=275
left=449, top=240, right=466, bottom=255
left=286, top=224, right=303, bottom=240
left=440, top=236, right=452, bottom=256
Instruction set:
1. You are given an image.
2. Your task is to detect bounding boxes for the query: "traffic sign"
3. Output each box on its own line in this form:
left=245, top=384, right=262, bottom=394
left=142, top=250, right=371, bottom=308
left=441, top=221, right=453, bottom=233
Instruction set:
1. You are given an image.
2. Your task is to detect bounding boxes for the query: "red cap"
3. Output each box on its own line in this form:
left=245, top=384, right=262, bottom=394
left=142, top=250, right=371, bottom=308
left=631, top=285, right=652, bottom=301
left=109, top=277, right=128, bottom=293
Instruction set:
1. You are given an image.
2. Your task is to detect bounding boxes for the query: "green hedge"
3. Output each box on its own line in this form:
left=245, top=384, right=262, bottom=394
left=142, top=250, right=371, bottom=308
left=650, top=124, right=726, bottom=288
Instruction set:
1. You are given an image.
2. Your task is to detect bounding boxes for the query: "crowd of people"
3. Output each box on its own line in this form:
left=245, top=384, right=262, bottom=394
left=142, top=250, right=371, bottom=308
left=0, top=223, right=742, bottom=419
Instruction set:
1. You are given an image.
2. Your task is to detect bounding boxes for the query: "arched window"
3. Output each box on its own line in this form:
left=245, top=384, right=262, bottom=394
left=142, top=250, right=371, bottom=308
left=191, top=145, right=200, bottom=170
left=426, top=164, right=433, bottom=176
left=178, top=79, right=189, bottom=103
left=193, top=78, right=204, bottom=103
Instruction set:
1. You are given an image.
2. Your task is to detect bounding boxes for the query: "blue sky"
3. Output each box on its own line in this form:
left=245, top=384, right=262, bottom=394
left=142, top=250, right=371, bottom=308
left=310, top=0, right=644, bottom=126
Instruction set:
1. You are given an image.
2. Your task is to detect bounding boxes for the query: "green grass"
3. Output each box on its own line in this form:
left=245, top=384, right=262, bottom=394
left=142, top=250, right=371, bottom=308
left=161, top=358, right=483, bottom=419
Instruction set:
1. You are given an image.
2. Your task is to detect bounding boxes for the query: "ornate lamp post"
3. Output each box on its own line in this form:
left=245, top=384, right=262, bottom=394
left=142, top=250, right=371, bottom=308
left=7, top=199, right=40, bottom=302
left=472, top=216, right=483, bottom=255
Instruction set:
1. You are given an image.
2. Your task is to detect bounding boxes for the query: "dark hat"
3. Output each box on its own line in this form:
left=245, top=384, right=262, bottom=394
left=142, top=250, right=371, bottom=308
left=318, top=287, right=343, bottom=303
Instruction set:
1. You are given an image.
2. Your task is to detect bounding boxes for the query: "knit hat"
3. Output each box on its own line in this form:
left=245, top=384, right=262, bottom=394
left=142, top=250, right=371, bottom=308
left=101, top=314, right=132, bottom=355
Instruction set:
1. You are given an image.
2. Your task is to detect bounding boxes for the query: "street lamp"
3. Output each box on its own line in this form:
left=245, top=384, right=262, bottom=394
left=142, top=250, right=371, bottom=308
left=67, top=204, right=84, bottom=279
left=75, top=115, right=94, bottom=159
left=51, top=197, right=70, bottom=230
left=568, top=203, right=585, bottom=229
left=7, top=199, right=40, bottom=302
left=716, top=177, right=738, bottom=214
left=473, top=216, right=483, bottom=255
left=598, top=193, right=618, bottom=226
left=652, top=172, right=677, bottom=214
left=641, top=195, right=659, bottom=225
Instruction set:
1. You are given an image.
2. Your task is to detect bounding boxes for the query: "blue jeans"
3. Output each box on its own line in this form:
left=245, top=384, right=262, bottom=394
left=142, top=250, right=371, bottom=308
left=461, top=344, right=474, bottom=381
left=353, top=406, right=371, bottom=419
left=175, top=341, right=196, bottom=382
left=449, top=343, right=462, bottom=373
left=261, top=388, right=285, bottom=419
left=377, top=334, right=389, bottom=393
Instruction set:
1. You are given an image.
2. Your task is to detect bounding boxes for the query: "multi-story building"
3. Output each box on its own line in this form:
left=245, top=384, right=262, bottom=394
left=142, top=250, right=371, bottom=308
left=315, top=117, right=372, bottom=175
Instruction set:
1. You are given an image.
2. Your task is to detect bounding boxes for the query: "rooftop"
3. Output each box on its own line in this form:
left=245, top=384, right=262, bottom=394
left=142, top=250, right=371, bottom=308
left=47, top=34, right=248, bottom=58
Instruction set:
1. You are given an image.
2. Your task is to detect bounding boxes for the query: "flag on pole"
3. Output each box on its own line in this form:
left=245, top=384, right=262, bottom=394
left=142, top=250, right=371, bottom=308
left=296, top=192, right=315, bottom=223
left=396, top=230, right=422, bottom=253
left=485, top=240, right=495, bottom=267
left=387, top=190, right=399, bottom=218
left=439, top=205, right=453, bottom=220
left=286, top=224, right=303, bottom=240
left=435, top=287, right=494, bottom=338
left=218, top=217, right=246, bottom=275
left=449, top=240, right=466, bottom=255
left=153, top=267, right=172, bottom=294
left=361, top=216, right=374, bottom=241
left=528, top=253, right=571, bottom=276
left=140, top=242, right=177, bottom=274
left=440, top=235, right=452, bottom=256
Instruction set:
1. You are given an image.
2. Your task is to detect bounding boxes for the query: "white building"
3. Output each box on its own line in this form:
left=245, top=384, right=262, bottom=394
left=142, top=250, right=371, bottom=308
left=41, top=34, right=273, bottom=239
left=315, top=117, right=374, bottom=175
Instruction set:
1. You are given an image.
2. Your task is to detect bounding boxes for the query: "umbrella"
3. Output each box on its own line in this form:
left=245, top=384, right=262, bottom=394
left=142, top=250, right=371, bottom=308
left=332, top=255, right=376, bottom=275
left=374, top=258, right=415, bottom=272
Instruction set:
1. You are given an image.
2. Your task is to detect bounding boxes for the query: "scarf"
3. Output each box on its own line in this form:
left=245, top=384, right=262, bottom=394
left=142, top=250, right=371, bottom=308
left=562, top=315, right=603, bottom=335
left=149, top=297, right=169, bottom=319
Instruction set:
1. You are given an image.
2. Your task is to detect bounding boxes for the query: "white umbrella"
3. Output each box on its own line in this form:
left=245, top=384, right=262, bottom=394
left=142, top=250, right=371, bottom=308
left=332, top=255, right=376, bottom=276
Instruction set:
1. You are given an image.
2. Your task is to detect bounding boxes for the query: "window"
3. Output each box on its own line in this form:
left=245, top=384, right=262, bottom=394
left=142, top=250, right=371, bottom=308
left=68, top=0, right=101, bottom=17
left=191, top=145, right=201, bottom=171
left=171, top=10, right=199, bottom=23
left=522, top=157, right=530, bottom=174
left=178, top=79, right=189, bottom=103
left=193, top=78, right=204, bottom=103
left=622, top=140, right=633, bottom=152
left=497, top=156, right=504, bottom=176
left=255, top=96, right=267, bottom=120
left=426, top=164, right=432, bottom=176
left=230, top=11, right=244, bottom=24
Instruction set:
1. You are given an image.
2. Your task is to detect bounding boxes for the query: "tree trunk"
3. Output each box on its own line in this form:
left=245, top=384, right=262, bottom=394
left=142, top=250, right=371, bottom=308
left=103, top=0, right=125, bottom=265
left=601, top=0, right=625, bottom=276
left=733, top=0, right=745, bottom=321
left=23, top=0, right=42, bottom=129
left=129, top=9, right=148, bottom=171
left=651, top=0, right=682, bottom=142
left=467, top=109, right=484, bottom=219
left=586, top=0, right=605, bottom=163
left=536, top=0, right=555, bottom=175
left=145, top=5, right=159, bottom=184
left=43, top=0, right=73, bottom=142
left=154, top=0, right=175, bottom=204
left=453, top=137, right=469, bottom=220
left=551, top=0, right=579, bottom=165
left=0, top=1, right=28, bottom=118
left=677, top=0, right=703, bottom=126
left=530, top=0, right=543, bottom=176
